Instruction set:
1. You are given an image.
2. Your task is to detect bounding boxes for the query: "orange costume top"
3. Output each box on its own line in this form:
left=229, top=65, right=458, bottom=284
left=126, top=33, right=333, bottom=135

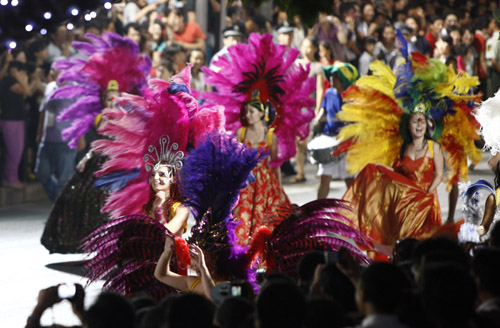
left=342, top=140, right=442, bottom=246
left=233, top=127, right=290, bottom=245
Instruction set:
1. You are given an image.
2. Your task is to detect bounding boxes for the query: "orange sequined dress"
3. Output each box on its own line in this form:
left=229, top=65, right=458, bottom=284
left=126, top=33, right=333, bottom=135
left=342, top=140, right=442, bottom=246
left=233, top=127, right=290, bottom=245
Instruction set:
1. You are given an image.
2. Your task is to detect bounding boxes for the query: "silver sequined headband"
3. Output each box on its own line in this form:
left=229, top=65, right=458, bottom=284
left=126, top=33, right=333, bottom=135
left=143, top=134, right=184, bottom=173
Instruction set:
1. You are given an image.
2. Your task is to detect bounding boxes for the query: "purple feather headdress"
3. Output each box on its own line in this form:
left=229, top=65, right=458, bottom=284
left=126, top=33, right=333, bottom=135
left=180, top=131, right=265, bottom=280
left=200, top=33, right=316, bottom=167
left=51, top=32, right=151, bottom=148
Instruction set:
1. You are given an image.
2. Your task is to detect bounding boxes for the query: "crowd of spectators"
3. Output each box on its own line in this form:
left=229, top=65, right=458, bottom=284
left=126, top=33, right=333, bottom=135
left=1, top=0, right=498, bottom=327
left=1, top=0, right=499, bottom=194
left=26, top=222, right=500, bottom=328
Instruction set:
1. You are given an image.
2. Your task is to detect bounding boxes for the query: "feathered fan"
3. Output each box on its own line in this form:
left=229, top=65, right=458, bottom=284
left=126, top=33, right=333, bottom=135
left=248, top=199, right=373, bottom=278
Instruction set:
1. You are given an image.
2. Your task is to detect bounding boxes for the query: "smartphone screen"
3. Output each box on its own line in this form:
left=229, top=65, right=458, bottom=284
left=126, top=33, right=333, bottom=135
left=231, top=285, right=242, bottom=297
left=58, top=284, right=76, bottom=299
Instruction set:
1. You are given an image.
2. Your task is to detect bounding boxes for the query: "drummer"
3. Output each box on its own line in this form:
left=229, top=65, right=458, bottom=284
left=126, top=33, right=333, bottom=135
left=313, top=63, right=359, bottom=199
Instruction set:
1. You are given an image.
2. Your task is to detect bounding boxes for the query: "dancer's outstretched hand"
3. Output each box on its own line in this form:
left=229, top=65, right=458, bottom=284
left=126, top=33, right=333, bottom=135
left=189, top=244, right=207, bottom=273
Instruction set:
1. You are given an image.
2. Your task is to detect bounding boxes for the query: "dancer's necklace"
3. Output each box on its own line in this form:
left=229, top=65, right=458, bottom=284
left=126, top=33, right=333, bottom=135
left=415, top=140, right=426, bottom=152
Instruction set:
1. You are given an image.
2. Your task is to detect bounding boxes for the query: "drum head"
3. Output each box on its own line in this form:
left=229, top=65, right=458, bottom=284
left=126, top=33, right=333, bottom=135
left=307, top=135, right=341, bottom=150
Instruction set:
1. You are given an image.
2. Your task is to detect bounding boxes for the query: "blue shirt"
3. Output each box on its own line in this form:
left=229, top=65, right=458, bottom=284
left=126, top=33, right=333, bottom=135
left=322, top=87, right=344, bottom=136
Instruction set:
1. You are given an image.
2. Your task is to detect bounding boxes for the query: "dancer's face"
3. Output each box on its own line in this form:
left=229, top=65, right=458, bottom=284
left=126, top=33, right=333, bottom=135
left=409, top=113, right=427, bottom=139
left=104, top=90, right=119, bottom=109
left=245, top=104, right=264, bottom=126
left=151, top=166, right=173, bottom=193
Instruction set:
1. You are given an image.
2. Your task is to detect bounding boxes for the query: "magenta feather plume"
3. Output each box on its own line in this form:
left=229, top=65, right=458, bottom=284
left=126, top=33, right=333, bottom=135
left=52, top=32, right=151, bottom=148
left=93, top=67, right=226, bottom=218
left=271, top=63, right=315, bottom=166
left=188, top=104, right=226, bottom=147
left=100, top=179, right=150, bottom=217
left=201, top=33, right=315, bottom=166
left=94, top=85, right=190, bottom=217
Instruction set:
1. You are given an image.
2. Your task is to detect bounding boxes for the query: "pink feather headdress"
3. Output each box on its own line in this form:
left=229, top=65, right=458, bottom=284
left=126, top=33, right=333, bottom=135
left=51, top=32, right=151, bottom=148
left=93, top=66, right=225, bottom=218
left=200, top=33, right=316, bottom=167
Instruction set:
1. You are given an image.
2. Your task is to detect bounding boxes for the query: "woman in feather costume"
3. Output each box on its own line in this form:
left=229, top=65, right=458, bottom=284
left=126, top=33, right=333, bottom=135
left=41, top=32, right=151, bottom=254
left=154, top=132, right=265, bottom=299
left=83, top=66, right=229, bottom=298
left=200, top=32, right=316, bottom=245
left=337, top=31, right=481, bottom=257
left=86, top=131, right=262, bottom=299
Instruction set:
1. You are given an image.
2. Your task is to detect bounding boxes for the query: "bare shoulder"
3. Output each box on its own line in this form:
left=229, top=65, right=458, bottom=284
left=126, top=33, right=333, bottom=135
left=431, top=141, right=443, bottom=161
left=432, top=141, right=442, bottom=152
left=175, top=204, right=189, bottom=215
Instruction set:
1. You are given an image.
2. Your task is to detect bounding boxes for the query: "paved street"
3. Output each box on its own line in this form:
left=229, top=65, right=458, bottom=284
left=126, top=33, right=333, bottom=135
left=0, top=155, right=493, bottom=327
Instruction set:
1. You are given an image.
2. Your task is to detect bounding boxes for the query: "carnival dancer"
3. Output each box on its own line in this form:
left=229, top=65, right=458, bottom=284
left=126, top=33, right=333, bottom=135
left=337, top=31, right=481, bottom=257
left=41, top=32, right=151, bottom=254
left=154, top=132, right=264, bottom=299
left=86, top=132, right=261, bottom=299
left=200, top=32, right=316, bottom=245
left=82, top=66, right=226, bottom=298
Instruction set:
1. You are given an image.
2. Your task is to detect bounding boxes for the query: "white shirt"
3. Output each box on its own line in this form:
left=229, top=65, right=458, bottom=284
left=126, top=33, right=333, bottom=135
left=486, top=30, right=500, bottom=66
left=123, top=2, right=139, bottom=25
left=209, top=46, right=229, bottom=72
left=358, top=51, right=375, bottom=76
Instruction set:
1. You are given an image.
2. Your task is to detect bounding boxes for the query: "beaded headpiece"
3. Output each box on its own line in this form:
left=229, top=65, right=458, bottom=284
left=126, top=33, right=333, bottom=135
left=144, top=134, right=184, bottom=174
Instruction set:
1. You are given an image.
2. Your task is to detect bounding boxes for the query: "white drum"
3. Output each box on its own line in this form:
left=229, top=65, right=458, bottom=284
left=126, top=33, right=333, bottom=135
left=307, top=135, right=342, bottom=164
